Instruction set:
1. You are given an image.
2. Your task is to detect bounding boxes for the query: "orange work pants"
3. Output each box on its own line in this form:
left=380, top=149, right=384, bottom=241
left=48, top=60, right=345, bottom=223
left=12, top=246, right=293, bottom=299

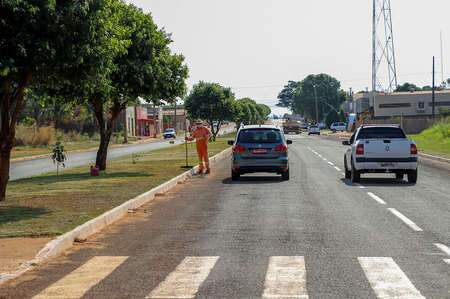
left=196, top=141, right=209, bottom=171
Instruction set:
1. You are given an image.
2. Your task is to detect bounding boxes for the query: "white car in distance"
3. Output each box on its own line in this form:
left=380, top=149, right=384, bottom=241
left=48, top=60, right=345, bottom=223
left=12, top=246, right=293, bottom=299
left=330, top=122, right=347, bottom=132
left=308, top=125, right=320, bottom=135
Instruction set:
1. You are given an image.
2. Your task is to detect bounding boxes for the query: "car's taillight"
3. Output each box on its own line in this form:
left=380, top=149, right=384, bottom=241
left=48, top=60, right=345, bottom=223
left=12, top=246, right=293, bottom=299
left=274, top=144, right=288, bottom=152
left=233, top=144, right=246, bottom=153
left=356, top=144, right=364, bottom=155
left=410, top=143, right=418, bottom=155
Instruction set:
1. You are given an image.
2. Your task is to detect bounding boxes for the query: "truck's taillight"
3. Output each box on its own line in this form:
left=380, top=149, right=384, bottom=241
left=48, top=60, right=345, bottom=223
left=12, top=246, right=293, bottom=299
left=356, top=144, right=364, bottom=155
left=410, top=144, right=418, bottom=155
left=233, top=144, right=246, bottom=153
left=274, top=144, right=288, bottom=152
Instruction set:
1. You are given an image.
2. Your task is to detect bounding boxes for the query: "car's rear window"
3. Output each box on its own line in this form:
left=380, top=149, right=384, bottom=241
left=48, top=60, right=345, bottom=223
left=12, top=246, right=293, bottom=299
left=238, top=129, right=282, bottom=144
left=357, top=127, right=406, bottom=139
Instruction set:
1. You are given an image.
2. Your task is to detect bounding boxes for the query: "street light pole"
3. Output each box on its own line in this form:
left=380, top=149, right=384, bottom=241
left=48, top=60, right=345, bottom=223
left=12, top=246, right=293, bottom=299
left=313, top=84, right=319, bottom=124
left=432, top=56, right=436, bottom=119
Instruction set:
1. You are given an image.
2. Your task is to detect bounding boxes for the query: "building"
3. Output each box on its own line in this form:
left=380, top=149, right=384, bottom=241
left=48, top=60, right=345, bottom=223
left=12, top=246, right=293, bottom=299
left=373, top=90, right=450, bottom=118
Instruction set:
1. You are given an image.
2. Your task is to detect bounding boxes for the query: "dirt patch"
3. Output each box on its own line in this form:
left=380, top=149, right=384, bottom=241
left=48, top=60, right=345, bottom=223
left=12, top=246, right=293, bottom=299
left=0, top=237, right=51, bottom=274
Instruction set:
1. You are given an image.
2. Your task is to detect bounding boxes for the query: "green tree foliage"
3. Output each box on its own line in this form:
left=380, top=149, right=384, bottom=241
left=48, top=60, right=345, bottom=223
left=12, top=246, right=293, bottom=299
left=185, top=82, right=235, bottom=140
left=233, top=98, right=271, bottom=125
left=324, top=110, right=340, bottom=128
left=395, top=82, right=420, bottom=92
left=0, top=0, right=118, bottom=201
left=277, top=81, right=299, bottom=108
left=292, top=74, right=346, bottom=122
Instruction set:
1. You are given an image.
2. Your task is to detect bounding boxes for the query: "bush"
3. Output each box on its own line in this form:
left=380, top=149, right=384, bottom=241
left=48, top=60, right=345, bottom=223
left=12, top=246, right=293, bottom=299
left=15, top=125, right=55, bottom=147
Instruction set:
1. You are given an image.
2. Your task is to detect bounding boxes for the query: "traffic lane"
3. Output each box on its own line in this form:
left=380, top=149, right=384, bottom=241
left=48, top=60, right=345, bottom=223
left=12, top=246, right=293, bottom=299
left=305, top=134, right=450, bottom=242
left=3, top=135, right=449, bottom=298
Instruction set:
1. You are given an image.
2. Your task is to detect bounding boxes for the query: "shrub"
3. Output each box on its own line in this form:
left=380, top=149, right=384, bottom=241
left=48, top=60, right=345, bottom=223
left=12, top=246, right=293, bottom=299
left=14, top=125, right=55, bottom=147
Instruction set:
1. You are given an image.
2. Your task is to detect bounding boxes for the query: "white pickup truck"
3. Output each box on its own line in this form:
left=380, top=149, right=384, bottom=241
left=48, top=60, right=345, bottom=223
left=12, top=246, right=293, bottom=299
left=343, top=125, right=418, bottom=183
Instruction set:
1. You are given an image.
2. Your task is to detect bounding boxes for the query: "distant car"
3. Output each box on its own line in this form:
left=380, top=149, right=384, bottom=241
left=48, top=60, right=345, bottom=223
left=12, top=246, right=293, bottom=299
left=317, top=122, right=327, bottom=129
left=330, top=122, right=347, bottom=132
left=343, top=125, right=418, bottom=183
left=163, top=128, right=176, bottom=139
left=228, top=125, right=292, bottom=181
left=299, top=123, right=308, bottom=130
left=308, top=125, right=320, bottom=135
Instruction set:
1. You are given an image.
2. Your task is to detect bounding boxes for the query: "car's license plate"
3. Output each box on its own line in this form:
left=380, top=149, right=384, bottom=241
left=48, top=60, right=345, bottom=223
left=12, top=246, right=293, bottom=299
left=380, top=162, right=395, bottom=167
left=252, top=149, right=268, bottom=154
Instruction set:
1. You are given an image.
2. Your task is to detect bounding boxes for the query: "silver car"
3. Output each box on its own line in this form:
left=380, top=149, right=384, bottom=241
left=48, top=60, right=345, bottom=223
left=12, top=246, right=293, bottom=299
left=228, top=125, right=292, bottom=181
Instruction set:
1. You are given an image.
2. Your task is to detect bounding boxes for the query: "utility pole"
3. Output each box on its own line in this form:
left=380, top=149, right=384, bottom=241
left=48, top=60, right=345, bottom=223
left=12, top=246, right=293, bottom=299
left=313, top=84, right=319, bottom=124
left=432, top=56, right=436, bottom=119
left=441, top=31, right=444, bottom=85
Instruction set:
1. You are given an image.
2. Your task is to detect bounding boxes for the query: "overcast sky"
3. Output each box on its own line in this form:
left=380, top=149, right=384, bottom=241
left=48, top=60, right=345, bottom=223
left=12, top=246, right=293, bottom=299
left=129, top=0, right=450, bottom=115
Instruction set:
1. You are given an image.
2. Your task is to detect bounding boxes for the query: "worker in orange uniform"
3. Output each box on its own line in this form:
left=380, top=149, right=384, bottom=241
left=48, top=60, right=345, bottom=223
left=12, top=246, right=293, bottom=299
left=186, top=119, right=212, bottom=174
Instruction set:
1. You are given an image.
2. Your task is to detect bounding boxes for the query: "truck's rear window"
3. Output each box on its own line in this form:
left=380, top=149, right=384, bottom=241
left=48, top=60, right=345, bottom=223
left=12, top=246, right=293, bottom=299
left=238, top=129, right=282, bottom=144
left=357, top=127, right=406, bottom=139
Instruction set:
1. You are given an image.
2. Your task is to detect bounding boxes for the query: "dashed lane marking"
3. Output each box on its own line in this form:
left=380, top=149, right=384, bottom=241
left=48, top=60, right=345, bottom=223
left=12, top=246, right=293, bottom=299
left=334, top=166, right=342, bottom=172
left=367, top=192, right=387, bottom=205
left=33, top=256, right=128, bottom=299
left=444, top=259, right=450, bottom=265
left=262, top=256, right=308, bottom=299
left=434, top=243, right=450, bottom=256
left=327, top=161, right=334, bottom=166
left=388, top=208, right=423, bottom=232
left=358, top=257, right=425, bottom=299
left=146, top=256, right=219, bottom=299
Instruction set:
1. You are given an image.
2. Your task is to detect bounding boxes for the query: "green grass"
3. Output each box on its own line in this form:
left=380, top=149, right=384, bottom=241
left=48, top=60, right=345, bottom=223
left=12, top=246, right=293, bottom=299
left=1, top=136, right=233, bottom=238
left=409, top=117, right=450, bottom=158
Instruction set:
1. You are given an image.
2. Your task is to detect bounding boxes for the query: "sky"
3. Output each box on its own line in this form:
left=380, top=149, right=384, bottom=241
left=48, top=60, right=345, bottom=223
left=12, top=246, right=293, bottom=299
left=129, top=0, right=450, bottom=115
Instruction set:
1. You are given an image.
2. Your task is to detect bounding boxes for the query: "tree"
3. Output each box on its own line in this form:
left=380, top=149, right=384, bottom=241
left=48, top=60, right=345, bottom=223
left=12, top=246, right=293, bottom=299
left=395, top=82, right=420, bottom=92
left=89, top=3, right=188, bottom=170
left=185, top=82, right=235, bottom=140
left=292, top=74, right=344, bottom=122
left=0, top=0, right=116, bottom=201
left=277, top=81, right=299, bottom=109
left=255, top=104, right=271, bottom=123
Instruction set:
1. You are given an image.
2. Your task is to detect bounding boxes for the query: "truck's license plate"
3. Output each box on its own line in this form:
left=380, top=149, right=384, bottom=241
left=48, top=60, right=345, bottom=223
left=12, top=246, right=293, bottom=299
left=380, top=163, right=395, bottom=167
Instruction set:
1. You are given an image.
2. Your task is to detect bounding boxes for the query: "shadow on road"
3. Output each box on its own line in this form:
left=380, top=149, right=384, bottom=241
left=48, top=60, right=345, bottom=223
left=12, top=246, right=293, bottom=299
left=222, top=176, right=283, bottom=185
left=340, top=177, right=416, bottom=187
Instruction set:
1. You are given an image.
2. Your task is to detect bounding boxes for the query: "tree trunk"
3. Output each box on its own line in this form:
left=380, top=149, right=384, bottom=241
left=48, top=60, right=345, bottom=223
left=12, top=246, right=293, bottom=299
left=91, top=99, right=123, bottom=171
left=0, top=72, right=31, bottom=201
left=96, top=127, right=112, bottom=171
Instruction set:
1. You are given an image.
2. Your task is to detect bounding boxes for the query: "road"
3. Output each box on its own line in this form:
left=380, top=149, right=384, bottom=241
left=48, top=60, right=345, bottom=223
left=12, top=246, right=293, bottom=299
left=1, top=134, right=449, bottom=298
left=10, top=126, right=235, bottom=181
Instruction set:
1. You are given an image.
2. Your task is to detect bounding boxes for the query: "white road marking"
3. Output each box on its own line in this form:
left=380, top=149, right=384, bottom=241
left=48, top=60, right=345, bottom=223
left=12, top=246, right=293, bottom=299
left=341, top=172, right=346, bottom=176
left=262, top=256, right=308, bottom=299
left=33, top=256, right=128, bottom=299
left=146, top=256, right=219, bottom=299
left=334, top=166, right=342, bottom=172
left=367, top=192, right=387, bottom=205
left=327, top=161, right=334, bottom=166
left=359, top=185, right=366, bottom=189
left=358, top=257, right=425, bottom=299
left=434, top=243, right=450, bottom=256
left=444, top=259, right=450, bottom=265
left=388, top=208, right=423, bottom=232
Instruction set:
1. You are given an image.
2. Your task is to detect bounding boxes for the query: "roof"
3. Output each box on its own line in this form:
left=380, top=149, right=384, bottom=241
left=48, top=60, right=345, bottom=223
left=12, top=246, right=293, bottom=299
left=378, top=90, right=450, bottom=96
left=241, top=125, right=279, bottom=130
left=359, top=124, right=401, bottom=128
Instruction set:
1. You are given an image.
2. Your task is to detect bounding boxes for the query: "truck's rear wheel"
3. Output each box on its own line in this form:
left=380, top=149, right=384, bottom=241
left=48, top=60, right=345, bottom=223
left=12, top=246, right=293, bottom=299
left=231, top=170, right=240, bottom=181
left=344, top=157, right=351, bottom=179
left=407, top=169, right=417, bottom=184
left=351, top=161, right=360, bottom=183
left=281, top=169, right=290, bottom=181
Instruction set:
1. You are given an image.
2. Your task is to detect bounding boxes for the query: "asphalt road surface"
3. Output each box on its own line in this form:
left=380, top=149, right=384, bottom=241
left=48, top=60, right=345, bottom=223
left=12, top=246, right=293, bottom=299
left=2, top=134, right=449, bottom=298
left=10, top=126, right=235, bottom=181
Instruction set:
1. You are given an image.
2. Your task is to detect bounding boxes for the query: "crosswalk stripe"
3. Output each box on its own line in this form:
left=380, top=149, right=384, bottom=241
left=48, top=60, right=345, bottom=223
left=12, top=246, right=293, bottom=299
left=358, top=257, right=425, bottom=299
left=33, top=256, right=128, bottom=299
left=262, top=256, right=308, bottom=299
left=146, top=256, right=219, bottom=299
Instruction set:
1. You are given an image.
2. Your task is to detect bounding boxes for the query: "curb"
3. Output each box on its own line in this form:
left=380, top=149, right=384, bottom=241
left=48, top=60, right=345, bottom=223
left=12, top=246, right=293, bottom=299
left=0, top=147, right=232, bottom=285
left=419, top=152, right=450, bottom=164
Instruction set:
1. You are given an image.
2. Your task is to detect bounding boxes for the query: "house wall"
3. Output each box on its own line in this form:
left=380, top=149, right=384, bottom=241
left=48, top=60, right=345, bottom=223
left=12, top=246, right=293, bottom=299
left=374, top=91, right=450, bottom=118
